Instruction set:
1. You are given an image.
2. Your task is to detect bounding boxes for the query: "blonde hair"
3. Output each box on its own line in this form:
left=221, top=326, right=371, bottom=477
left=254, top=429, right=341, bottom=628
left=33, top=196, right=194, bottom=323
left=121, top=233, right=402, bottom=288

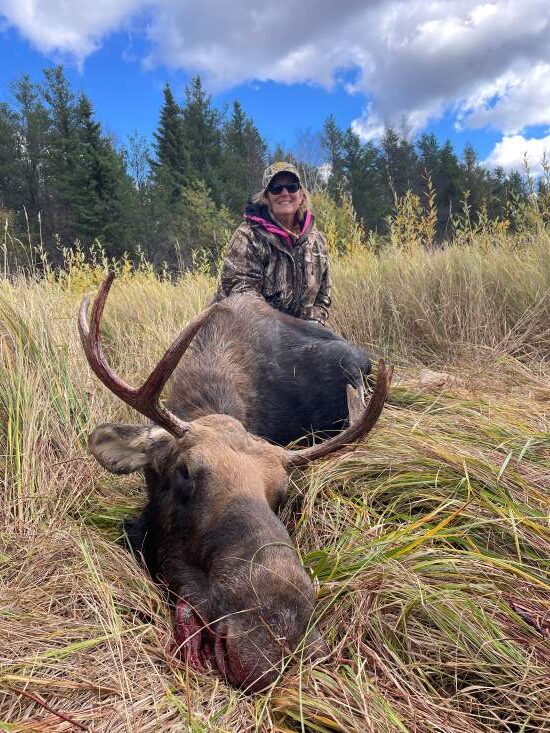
left=252, top=184, right=312, bottom=221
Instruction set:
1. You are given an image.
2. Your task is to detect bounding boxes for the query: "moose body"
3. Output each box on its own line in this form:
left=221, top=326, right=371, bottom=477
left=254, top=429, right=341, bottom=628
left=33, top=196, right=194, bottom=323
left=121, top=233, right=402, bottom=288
left=79, top=275, right=391, bottom=692
left=167, top=292, right=373, bottom=445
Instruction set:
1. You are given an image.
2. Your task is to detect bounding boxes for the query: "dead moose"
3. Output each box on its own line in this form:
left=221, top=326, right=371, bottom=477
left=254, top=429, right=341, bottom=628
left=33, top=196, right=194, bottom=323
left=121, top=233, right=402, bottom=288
left=79, top=273, right=392, bottom=693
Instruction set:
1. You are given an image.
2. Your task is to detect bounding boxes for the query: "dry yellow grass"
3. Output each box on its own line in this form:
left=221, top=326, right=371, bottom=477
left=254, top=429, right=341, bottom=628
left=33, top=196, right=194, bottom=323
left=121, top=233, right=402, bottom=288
left=1, top=234, right=549, bottom=731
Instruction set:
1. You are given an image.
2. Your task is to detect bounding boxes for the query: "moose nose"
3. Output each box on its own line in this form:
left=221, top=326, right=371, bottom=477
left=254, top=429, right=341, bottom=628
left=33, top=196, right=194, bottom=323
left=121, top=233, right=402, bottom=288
left=214, top=624, right=280, bottom=693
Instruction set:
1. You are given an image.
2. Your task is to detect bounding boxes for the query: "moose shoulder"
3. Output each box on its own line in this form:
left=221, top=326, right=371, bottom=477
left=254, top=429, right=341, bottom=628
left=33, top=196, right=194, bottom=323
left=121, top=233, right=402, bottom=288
left=79, top=274, right=392, bottom=693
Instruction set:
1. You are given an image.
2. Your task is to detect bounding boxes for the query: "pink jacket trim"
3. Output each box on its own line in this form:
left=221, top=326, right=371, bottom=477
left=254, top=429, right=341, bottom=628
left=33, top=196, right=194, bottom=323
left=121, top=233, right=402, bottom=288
left=245, top=211, right=312, bottom=248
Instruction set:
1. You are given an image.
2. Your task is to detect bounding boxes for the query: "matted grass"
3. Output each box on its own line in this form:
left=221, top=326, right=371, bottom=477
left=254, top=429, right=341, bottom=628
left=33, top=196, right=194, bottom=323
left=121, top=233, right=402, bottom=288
left=0, top=236, right=549, bottom=731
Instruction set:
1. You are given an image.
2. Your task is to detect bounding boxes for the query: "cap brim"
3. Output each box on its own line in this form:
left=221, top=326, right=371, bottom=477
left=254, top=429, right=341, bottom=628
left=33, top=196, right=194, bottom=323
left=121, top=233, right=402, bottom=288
left=265, top=171, right=301, bottom=189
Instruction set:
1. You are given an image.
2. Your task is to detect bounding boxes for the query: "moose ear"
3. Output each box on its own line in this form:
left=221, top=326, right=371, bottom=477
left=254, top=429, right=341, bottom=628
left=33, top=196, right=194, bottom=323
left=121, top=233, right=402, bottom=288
left=88, top=423, right=175, bottom=474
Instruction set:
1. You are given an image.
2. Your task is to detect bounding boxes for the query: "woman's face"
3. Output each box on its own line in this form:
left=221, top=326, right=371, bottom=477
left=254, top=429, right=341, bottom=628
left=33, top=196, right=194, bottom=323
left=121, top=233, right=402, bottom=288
left=266, top=174, right=304, bottom=222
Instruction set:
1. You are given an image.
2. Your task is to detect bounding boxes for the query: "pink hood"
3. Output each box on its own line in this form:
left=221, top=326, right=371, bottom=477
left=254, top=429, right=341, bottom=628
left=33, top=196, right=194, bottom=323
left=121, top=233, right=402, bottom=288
left=245, top=208, right=312, bottom=248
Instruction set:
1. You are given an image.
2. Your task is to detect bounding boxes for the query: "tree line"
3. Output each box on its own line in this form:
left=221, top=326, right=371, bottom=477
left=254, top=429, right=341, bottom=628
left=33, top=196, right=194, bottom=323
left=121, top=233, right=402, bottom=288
left=0, top=65, right=543, bottom=269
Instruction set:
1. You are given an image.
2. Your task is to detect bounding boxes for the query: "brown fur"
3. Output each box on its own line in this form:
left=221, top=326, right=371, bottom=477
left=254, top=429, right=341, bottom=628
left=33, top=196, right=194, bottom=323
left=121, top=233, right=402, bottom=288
left=90, top=414, right=327, bottom=692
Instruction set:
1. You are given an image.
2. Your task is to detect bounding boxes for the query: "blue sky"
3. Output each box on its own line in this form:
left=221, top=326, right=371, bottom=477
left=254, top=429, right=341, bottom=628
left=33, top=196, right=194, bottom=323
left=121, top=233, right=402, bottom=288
left=1, top=1, right=549, bottom=173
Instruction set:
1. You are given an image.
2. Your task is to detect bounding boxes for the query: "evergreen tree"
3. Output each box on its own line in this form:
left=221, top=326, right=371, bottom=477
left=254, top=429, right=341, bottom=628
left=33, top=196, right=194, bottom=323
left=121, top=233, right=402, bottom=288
left=221, top=101, right=267, bottom=213
left=42, top=65, right=79, bottom=241
left=461, top=143, right=488, bottom=218
left=70, top=94, right=106, bottom=241
left=417, top=133, right=441, bottom=179
left=321, top=115, right=346, bottom=197
left=12, top=75, right=49, bottom=226
left=181, top=76, right=223, bottom=204
left=381, top=126, right=420, bottom=197
left=0, top=102, right=23, bottom=214
left=438, top=140, right=463, bottom=226
left=341, top=129, right=388, bottom=230
left=148, top=84, right=194, bottom=262
left=70, top=94, right=136, bottom=253
left=418, top=134, right=463, bottom=233
left=150, top=84, right=189, bottom=204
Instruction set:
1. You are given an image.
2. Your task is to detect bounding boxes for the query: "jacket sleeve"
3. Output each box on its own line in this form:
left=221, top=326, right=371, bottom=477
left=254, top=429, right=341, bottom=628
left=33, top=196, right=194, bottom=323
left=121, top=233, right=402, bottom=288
left=309, top=235, right=332, bottom=325
left=215, top=226, right=267, bottom=299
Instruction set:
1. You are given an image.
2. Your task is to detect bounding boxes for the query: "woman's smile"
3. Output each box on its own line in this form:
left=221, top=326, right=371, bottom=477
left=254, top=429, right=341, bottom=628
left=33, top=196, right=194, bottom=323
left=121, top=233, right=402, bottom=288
left=267, top=176, right=303, bottom=227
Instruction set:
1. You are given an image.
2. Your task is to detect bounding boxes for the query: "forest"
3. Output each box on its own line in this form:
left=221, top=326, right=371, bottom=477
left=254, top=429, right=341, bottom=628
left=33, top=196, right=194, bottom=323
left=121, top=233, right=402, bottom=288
left=1, top=65, right=548, bottom=269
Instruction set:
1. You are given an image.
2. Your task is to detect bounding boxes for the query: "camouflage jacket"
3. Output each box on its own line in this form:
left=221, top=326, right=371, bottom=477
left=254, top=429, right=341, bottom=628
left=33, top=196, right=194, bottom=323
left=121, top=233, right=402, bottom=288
left=214, top=202, right=332, bottom=324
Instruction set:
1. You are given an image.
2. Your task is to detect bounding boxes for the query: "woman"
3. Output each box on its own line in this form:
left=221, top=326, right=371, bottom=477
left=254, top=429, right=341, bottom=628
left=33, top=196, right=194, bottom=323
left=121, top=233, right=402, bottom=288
left=214, top=162, right=332, bottom=325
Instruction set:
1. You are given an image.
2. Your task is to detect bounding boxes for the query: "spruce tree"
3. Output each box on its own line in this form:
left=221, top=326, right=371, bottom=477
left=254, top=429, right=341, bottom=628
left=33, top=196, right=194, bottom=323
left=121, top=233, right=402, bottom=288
left=438, top=140, right=463, bottom=229
left=150, top=84, right=189, bottom=204
left=461, top=143, right=488, bottom=218
left=221, top=101, right=267, bottom=213
left=417, top=133, right=441, bottom=180
left=342, top=130, right=388, bottom=230
left=381, top=126, right=420, bottom=197
left=12, top=75, right=49, bottom=226
left=0, top=102, right=23, bottom=215
left=181, top=76, right=223, bottom=203
left=418, top=133, right=463, bottom=233
left=42, top=65, right=79, bottom=242
left=70, top=94, right=135, bottom=253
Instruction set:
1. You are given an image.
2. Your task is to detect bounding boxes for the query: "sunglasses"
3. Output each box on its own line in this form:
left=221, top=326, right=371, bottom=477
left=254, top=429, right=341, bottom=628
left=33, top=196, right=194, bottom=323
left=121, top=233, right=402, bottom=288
left=268, top=182, right=301, bottom=195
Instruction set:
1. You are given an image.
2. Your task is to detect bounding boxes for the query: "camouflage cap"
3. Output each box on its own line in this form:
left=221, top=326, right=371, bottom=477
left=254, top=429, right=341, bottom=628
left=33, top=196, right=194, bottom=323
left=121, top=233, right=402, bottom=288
left=262, top=161, right=301, bottom=190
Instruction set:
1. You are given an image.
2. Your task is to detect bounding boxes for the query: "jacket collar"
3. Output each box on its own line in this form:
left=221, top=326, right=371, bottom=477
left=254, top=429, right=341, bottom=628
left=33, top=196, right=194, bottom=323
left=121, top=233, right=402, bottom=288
left=244, top=202, right=313, bottom=247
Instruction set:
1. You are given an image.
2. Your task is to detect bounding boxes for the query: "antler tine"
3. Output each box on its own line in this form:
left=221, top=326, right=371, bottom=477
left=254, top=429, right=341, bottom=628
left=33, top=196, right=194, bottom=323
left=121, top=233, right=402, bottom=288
left=78, top=273, right=217, bottom=437
left=285, top=359, right=393, bottom=467
left=78, top=273, right=132, bottom=403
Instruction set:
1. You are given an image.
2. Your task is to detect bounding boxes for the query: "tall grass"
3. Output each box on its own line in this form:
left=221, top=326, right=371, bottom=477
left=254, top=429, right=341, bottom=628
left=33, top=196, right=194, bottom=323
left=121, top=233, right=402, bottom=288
left=332, top=229, right=550, bottom=364
left=0, top=229, right=549, bottom=731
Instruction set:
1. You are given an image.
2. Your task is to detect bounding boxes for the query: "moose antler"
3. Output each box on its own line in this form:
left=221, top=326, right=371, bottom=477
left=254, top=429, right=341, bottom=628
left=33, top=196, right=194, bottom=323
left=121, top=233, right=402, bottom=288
left=284, top=359, right=393, bottom=466
left=78, top=272, right=217, bottom=438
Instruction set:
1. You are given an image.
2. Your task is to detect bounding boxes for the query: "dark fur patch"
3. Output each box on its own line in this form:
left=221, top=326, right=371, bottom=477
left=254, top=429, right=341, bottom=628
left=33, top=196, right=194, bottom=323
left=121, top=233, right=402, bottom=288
left=167, top=293, right=372, bottom=445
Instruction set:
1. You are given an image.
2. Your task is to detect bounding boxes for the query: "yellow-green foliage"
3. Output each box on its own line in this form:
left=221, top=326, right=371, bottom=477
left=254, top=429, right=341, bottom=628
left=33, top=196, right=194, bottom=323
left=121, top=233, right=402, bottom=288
left=311, top=188, right=367, bottom=256
left=0, top=230, right=549, bottom=731
left=178, top=181, right=237, bottom=272
left=45, top=240, right=159, bottom=293
left=451, top=191, right=511, bottom=247
left=387, top=174, right=438, bottom=250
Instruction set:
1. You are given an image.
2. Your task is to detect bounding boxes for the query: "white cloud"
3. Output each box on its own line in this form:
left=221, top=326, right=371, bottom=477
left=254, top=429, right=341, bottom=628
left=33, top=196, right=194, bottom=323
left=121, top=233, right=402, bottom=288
left=458, top=63, right=550, bottom=134
left=141, top=0, right=372, bottom=90
left=1, top=0, right=550, bottom=141
left=0, top=0, right=148, bottom=63
left=484, top=134, right=550, bottom=175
